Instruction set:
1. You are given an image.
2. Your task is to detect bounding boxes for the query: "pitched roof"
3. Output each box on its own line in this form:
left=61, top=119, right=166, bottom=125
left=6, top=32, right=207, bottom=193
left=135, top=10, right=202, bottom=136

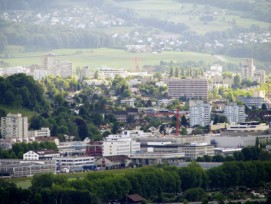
left=127, top=194, right=145, bottom=202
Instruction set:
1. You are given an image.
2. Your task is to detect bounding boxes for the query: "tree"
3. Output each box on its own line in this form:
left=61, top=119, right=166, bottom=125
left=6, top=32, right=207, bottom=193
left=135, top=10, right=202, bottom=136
left=169, top=66, right=174, bottom=77
left=175, top=67, right=180, bottom=78
left=183, top=188, right=206, bottom=202
left=181, top=115, right=188, bottom=126
left=262, top=103, right=268, bottom=110
left=232, top=74, right=241, bottom=89
left=180, top=127, right=188, bottom=135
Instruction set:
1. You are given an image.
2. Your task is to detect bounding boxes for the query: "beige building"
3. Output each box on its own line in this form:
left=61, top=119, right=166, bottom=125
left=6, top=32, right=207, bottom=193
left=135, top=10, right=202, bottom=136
left=240, top=58, right=255, bottom=80
left=1, top=113, right=28, bottom=139
left=179, top=143, right=215, bottom=159
left=168, top=78, right=208, bottom=99
left=41, top=53, right=58, bottom=70
left=60, top=62, right=73, bottom=78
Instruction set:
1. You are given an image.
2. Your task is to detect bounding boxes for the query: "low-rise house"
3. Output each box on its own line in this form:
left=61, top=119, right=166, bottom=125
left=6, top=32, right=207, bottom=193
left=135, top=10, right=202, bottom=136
left=96, top=155, right=131, bottom=169
left=23, top=150, right=60, bottom=160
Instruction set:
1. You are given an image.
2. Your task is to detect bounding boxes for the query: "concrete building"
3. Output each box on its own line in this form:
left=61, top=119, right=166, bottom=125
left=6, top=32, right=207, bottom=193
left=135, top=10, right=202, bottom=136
left=23, top=150, right=60, bottom=160
left=96, top=155, right=131, bottom=169
left=168, top=78, right=208, bottom=99
left=205, top=64, right=222, bottom=78
left=41, top=53, right=59, bottom=70
left=210, top=134, right=271, bottom=148
left=60, top=62, right=73, bottom=78
left=99, top=67, right=127, bottom=79
left=240, top=58, right=255, bottom=80
left=33, top=69, right=49, bottom=80
left=86, top=131, right=141, bottom=157
left=189, top=101, right=211, bottom=127
left=28, top=127, right=50, bottom=137
left=103, top=132, right=141, bottom=156
left=0, top=159, right=56, bottom=178
left=224, top=103, right=246, bottom=124
left=53, top=156, right=95, bottom=172
left=179, top=143, right=215, bottom=159
left=237, top=96, right=266, bottom=109
left=1, top=113, right=28, bottom=139
left=253, top=69, right=265, bottom=84
left=121, top=98, right=136, bottom=108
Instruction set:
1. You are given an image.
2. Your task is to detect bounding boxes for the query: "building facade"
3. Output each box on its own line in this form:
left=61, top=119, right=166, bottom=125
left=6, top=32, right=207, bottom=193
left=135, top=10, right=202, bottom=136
left=240, top=58, right=255, bottom=80
left=189, top=101, right=211, bottom=127
left=168, top=78, right=208, bottom=99
left=1, top=113, right=28, bottom=139
left=28, top=127, right=51, bottom=137
left=224, top=103, right=246, bottom=124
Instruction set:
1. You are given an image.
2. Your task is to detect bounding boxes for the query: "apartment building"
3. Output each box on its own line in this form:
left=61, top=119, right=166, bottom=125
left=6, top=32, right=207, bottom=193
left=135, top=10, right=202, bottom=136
left=224, top=103, right=246, bottom=124
left=1, top=113, right=28, bottom=139
left=189, top=101, right=211, bottom=127
left=28, top=127, right=50, bottom=137
left=168, top=78, right=208, bottom=99
left=60, top=62, right=73, bottom=78
left=240, top=58, right=255, bottom=80
left=253, top=69, right=266, bottom=84
left=86, top=132, right=141, bottom=157
left=237, top=96, right=266, bottom=109
left=41, top=53, right=59, bottom=70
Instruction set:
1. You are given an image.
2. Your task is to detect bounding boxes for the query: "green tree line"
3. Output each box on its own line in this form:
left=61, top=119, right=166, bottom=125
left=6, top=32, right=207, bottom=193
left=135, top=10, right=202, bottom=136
left=2, top=161, right=271, bottom=203
left=0, top=141, right=57, bottom=159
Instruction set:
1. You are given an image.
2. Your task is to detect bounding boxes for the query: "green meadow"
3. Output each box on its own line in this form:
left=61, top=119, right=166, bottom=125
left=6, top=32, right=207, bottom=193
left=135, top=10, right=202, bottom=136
left=0, top=46, right=226, bottom=71
left=119, top=0, right=270, bottom=35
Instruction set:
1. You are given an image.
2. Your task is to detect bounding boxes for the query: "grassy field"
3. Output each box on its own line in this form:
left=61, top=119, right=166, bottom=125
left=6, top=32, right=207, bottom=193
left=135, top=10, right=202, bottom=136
left=0, top=46, right=227, bottom=71
left=119, top=0, right=271, bottom=35
left=0, top=104, right=37, bottom=119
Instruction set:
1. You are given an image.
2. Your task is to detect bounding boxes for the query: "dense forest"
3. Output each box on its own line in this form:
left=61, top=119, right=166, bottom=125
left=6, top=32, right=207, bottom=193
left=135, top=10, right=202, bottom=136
left=1, top=161, right=271, bottom=203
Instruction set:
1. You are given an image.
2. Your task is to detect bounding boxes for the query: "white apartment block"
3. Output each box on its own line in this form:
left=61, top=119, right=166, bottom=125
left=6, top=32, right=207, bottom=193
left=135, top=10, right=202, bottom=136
left=120, top=98, right=136, bottom=108
left=241, top=58, right=255, bottom=80
left=103, top=132, right=141, bottom=156
left=205, top=64, right=223, bottom=78
left=99, top=67, right=128, bottom=79
left=28, top=128, right=50, bottom=137
left=189, top=101, right=211, bottom=127
left=60, top=62, right=73, bottom=78
left=1, top=113, right=28, bottom=139
left=168, top=78, right=208, bottom=99
left=103, top=140, right=140, bottom=156
left=224, top=103, right=246, bottom=124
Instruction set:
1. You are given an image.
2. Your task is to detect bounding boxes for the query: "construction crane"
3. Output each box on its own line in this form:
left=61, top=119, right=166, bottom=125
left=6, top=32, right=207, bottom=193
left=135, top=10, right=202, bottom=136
left=146, top=108, right=182, bottom=136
